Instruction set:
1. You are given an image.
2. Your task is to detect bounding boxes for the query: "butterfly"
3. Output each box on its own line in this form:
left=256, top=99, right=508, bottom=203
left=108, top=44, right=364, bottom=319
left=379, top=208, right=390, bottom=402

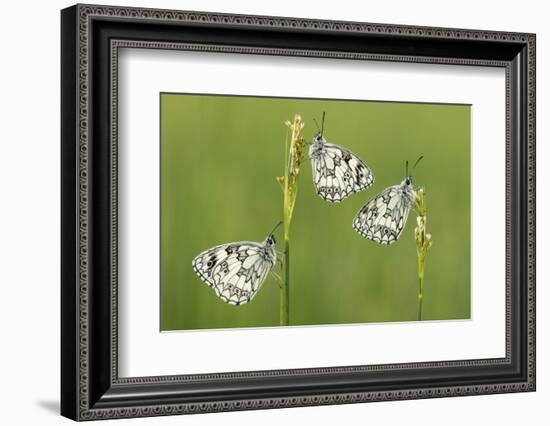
left=353, top=157, right=423, bottom=245
left=309, top=113, right=374, bottom=202
left=192, top=223, right=281, bottom=305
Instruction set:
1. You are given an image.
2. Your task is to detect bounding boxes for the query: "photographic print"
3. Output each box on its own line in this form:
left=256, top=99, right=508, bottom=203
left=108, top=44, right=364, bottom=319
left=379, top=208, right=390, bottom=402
left=160, top=93, right=471, bottom=331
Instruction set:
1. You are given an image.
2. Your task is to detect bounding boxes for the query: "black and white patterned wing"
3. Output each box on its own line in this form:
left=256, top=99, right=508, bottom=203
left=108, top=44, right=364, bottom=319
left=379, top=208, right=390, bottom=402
left=192, top=242, right=275, bottom=305
left=352, top=186, right=412, bottom=244
left=311, top=142, right=374, bottom=202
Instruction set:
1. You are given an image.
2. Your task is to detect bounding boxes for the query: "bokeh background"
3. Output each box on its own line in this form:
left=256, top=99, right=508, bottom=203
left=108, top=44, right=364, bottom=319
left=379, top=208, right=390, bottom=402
left=160, top=93, right=470, bottom=331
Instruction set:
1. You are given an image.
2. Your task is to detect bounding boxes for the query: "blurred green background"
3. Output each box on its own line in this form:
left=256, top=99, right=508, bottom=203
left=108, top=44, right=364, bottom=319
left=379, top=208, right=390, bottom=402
left=160, top=93, right=470, bottom=331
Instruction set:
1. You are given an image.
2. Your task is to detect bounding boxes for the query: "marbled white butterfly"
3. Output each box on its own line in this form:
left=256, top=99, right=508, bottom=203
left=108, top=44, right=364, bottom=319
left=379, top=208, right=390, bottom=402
left=192, top=223, right=281, bottom=305
left=309, top=113, right=374, bottom=202
left=353, top=157, right=423, bottom=244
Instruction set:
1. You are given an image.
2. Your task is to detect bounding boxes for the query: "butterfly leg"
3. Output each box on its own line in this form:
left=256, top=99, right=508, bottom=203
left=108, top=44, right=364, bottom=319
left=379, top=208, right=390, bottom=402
left=271, top=269, right=281, bottom=282
left=272, top=257, right=284, bottom=284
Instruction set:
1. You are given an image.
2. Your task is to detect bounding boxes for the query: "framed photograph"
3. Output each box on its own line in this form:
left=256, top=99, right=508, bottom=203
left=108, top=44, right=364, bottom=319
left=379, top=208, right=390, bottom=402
left=61, top=4, right=536, bottom=421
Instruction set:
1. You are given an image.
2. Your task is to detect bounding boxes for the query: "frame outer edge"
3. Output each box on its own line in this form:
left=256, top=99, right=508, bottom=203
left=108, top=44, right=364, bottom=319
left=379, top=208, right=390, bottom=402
left=527, top=33, right=535, bottom=390
left=76, top=2, right=90, bottom=420
left=61, top=4, right=80, bottom=421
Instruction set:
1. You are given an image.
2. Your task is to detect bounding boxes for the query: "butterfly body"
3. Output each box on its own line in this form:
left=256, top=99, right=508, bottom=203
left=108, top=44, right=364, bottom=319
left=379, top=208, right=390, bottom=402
left=353, top=176, right=417, bottom=244
left=192, top=234, right=277, bottom=305
left=309, top=132, right=374, bottom=202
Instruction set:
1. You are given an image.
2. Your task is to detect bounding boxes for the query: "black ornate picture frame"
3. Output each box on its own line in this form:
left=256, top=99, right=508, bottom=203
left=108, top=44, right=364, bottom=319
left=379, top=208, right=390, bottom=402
left=61, top=3, right=536, bottom=421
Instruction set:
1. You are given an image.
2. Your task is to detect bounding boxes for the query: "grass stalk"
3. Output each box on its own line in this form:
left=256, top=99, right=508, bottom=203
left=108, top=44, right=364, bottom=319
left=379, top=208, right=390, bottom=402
left=414, top=188, right=432, bottom=321
left=417, top=255, right=425, bottom=321
left=277, top=115, right=305, bottom=326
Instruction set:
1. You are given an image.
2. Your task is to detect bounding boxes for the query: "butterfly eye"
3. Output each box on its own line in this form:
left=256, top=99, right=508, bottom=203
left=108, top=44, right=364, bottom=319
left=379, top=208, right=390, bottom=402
left=406, top=178, right=411, bottom=186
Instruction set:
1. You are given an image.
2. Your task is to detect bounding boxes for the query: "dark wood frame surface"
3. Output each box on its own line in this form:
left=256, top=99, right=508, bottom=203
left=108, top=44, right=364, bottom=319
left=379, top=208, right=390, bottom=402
left=61, top=3, right=536, bottom=420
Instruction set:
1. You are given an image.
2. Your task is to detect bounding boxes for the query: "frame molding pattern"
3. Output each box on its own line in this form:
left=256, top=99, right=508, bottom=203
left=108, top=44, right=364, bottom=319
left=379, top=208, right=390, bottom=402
left=86, top=384, right=528, bottom=420
left=66, top=4, right=535, bottom=420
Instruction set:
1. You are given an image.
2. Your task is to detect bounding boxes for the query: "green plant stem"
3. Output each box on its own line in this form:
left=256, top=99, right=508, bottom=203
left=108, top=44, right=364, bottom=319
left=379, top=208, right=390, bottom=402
left=414, top=188, right=431, bottom=322
left=278, top=115, right=305, bottom=326
left=281, top=234, right=290, bottom=326
left=417, top=255, right=424, bottom=321
left=280, top=129, right=291, bottom=327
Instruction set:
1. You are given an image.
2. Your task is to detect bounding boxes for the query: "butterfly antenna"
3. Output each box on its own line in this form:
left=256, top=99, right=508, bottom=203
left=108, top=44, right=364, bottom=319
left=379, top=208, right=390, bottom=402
left=412, top=156, right=424, bottom=173
left=405, top=160, right=409, bottom=177
left=321, top=111, right=326, bottom=135
left=313, top=118, right=321, bottom=133
left=269, top=221, right=283, bottom=236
